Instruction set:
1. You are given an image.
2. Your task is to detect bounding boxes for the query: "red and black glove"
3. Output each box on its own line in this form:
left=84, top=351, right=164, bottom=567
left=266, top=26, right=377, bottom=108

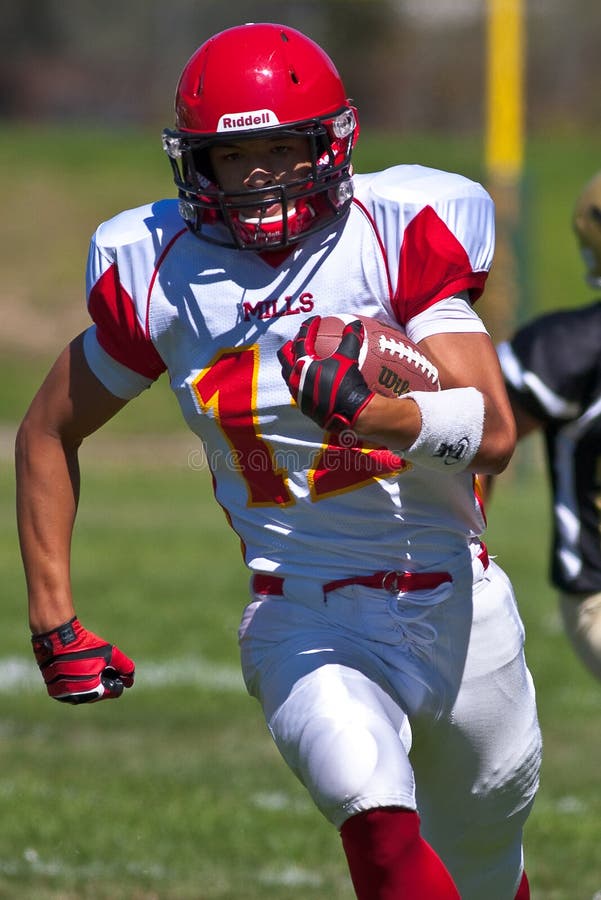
left=278, top=315, right=374, bottom=432
left=32, top=617, right=135, bottom=704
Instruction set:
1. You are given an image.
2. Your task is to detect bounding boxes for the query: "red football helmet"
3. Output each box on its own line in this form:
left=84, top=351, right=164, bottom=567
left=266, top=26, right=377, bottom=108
left=162, top=23, right=359, bottom=250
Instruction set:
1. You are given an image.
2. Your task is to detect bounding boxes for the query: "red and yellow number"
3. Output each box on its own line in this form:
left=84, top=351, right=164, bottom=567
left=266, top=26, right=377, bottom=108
left=193, top=345, right=406, bottom=507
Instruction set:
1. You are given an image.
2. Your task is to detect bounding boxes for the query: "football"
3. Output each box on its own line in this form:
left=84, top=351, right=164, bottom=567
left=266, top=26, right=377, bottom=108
left=312, top=313, right=440, bottom=398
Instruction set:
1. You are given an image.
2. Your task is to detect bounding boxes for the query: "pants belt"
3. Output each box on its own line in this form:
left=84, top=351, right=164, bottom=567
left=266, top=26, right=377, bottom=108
left=251, top=544, right=488, bottom=599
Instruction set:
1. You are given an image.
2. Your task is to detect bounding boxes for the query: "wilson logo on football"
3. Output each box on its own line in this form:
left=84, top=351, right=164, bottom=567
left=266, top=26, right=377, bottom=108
left=377, top=366, right=411, bottom=397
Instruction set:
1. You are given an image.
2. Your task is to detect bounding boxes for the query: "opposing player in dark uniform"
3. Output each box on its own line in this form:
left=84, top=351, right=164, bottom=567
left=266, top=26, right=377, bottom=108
left=488, top=170, right=601, bottom=681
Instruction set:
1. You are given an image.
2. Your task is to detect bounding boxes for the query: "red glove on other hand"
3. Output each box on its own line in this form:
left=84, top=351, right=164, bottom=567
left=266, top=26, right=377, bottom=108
left=32, top=617, right=135, bottom=704
left=278, top=316, right=374, bottom=432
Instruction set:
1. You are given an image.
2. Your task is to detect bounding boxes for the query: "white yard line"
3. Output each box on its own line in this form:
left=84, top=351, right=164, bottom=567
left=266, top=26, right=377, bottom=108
left=0, top=656, right=243, bottom=693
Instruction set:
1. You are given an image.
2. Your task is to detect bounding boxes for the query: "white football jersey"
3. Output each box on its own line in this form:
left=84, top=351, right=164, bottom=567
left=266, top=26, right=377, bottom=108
left=83, top=165, right=493, bottom=580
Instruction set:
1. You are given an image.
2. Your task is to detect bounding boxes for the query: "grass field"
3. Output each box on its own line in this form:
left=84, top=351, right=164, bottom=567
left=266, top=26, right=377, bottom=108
left=1, top=451, right=600, bottom=899
left=1, top=126, right=601, bottom=898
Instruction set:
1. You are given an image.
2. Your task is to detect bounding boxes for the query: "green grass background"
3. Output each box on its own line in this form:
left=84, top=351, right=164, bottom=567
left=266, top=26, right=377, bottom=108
left=1, top=126, right=600, bottom=898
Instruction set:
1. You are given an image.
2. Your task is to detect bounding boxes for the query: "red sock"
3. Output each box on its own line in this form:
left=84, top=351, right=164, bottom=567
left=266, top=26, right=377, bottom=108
left=515, top=870, right=530, bottom=899
left=340, top=807, right=460, bottom=899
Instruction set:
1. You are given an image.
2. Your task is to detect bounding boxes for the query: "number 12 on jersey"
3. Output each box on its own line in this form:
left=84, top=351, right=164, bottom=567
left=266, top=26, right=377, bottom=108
left=192, top=345, right=408, bottom=507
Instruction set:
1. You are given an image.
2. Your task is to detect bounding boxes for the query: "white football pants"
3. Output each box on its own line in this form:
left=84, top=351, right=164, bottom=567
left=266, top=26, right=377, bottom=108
left=239, top=555, right=542, bottom=900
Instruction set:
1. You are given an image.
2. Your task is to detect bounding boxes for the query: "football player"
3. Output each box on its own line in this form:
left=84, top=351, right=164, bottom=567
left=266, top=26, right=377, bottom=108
left=483, top=170, right=601, bottom=683
left=16, top=23, right=541, bottom=899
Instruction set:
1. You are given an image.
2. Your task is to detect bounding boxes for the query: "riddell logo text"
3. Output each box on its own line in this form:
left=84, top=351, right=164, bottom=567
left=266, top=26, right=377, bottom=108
left=217, top=110, right=279, bottom=131
left=242, top=294, right=315, bottom=321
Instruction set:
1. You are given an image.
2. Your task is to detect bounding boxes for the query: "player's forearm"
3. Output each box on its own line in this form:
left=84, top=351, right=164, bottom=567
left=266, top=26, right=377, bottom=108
left=355, top=389, right=515, bottom=474
left=15, top=420, right=79, bottom=633
left=354, top=393, right=422, bottom=448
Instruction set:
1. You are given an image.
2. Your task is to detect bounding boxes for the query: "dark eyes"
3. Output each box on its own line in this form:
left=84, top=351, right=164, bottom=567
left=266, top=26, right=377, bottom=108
left=220, top=144, right=293, bottom=163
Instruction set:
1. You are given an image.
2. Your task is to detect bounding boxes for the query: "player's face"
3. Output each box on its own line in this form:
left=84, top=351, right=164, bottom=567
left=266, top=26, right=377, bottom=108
left=208, top=135, right=312, bottom=221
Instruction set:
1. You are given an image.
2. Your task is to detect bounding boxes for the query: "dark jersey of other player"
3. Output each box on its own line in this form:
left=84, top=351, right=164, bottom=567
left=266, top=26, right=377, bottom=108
left=498, top=300, right=601, bottom=594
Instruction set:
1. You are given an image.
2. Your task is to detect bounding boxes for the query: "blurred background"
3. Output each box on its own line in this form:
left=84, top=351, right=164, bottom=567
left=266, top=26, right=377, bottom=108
left=2, top=0, right=601, bottom=355
left=1, top=0, right=600, bottom=363
left=3, top=0, right=600, bottom=132
left=1, top=2, right=600, bottom=898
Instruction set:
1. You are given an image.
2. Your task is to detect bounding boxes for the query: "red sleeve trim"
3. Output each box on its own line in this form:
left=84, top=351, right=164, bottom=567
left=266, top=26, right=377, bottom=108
left=88, top=263, right=166, bottom=380
left=392, top=205, right=488, bottom=324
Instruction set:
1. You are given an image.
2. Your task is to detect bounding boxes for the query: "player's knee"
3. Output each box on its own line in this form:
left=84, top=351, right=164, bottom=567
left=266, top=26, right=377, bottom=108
left=292, top=720, right=413, bottom=825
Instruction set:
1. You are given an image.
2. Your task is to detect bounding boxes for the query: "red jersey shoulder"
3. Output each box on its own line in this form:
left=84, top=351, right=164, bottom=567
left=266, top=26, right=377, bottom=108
left=352, top=166, right=494, bottom=325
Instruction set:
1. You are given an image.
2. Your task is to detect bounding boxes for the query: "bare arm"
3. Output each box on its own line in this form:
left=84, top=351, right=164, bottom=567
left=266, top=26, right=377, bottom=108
left=355, top=331, right=517, bottom=474
left=15, top=332, right=129, bottom=634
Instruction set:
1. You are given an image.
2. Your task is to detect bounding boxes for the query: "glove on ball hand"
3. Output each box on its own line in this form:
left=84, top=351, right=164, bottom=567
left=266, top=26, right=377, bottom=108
left=278, top=315, right=374, bottom=432
left=32, top=616, right=135, bottom=704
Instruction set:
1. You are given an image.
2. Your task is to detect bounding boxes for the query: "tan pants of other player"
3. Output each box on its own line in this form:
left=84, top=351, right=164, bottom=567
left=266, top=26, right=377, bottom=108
left=559, top=590, right=601, bottom=682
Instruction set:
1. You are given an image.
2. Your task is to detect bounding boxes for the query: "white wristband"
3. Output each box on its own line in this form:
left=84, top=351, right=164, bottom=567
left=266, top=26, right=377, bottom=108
left=401, top=387, right=484, bottom=472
